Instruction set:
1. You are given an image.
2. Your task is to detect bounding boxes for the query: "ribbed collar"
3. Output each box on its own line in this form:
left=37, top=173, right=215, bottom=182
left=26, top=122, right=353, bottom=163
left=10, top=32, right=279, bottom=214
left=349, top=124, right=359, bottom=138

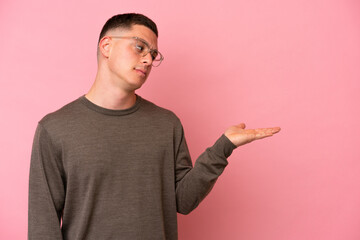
left=79, top=94, right=142, bottom=116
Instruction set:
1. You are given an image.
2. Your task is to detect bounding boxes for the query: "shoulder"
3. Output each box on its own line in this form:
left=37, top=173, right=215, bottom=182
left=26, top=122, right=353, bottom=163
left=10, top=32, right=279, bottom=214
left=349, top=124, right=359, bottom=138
left=139, top=96, right=185, bottom=139
left=139, top=96, right=182, bottom=125
left=38, top=96, right=83, bottom=130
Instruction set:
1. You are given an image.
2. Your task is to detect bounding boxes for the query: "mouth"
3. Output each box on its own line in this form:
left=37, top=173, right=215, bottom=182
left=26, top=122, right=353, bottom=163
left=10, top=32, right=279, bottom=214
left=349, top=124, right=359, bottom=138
left=135, top=68, right=147, bottom=77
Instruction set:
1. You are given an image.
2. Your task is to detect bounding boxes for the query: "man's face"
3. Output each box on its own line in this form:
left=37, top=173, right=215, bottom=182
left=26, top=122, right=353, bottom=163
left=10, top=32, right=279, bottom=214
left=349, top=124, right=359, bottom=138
left=104, top=24, right=158, bottom=92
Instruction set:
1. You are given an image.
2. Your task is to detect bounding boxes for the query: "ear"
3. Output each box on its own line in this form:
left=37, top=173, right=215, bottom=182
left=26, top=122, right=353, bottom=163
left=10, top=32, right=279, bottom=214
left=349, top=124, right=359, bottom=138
left=98, top=36, right=112, bottom=58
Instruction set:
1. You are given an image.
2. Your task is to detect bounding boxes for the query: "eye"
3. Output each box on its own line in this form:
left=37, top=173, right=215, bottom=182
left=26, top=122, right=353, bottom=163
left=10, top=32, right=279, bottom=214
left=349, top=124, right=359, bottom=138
left=135, top=42, right=145, bottom=53
left=151, top=51, right=159, bottom=61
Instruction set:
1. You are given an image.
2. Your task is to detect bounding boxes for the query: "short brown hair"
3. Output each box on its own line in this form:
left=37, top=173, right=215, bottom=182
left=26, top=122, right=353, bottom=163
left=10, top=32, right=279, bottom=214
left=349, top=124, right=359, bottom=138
left=98, top=13, right=158, bottom=44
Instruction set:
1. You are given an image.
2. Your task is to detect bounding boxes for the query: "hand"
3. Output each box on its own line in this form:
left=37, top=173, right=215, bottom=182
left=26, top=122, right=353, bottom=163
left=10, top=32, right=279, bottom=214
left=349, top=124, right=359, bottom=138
left=224, top=123, right=281, bottom=147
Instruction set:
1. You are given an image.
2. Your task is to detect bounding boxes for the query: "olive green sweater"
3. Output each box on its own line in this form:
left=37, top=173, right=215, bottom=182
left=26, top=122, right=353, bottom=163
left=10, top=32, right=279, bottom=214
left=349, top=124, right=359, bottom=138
left=28, top=95, right=236, bottom=240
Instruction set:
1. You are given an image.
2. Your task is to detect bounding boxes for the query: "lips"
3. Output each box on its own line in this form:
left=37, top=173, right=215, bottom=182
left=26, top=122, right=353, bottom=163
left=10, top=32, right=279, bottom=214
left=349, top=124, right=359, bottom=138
left=135, top=68, right=147, bottom=77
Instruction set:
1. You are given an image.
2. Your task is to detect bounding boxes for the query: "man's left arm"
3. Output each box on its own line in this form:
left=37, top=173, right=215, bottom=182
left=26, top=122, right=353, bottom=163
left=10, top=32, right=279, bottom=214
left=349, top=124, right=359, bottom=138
left=174, top=122, right=281, bottom=215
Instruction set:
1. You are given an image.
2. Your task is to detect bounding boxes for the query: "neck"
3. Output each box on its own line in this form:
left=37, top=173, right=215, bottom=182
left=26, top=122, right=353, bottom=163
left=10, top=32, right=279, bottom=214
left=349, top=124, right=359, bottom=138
left=85, top=71, right=137, bottom=110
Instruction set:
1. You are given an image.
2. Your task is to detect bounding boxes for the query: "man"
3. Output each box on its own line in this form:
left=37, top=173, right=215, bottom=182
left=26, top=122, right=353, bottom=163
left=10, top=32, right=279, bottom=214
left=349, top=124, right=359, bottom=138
left=28, top=13, right=280, bottom=240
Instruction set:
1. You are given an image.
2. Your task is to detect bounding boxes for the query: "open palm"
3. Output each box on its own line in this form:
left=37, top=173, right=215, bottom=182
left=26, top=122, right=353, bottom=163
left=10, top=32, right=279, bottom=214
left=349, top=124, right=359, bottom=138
left=224, top=123, right=281, bottom=147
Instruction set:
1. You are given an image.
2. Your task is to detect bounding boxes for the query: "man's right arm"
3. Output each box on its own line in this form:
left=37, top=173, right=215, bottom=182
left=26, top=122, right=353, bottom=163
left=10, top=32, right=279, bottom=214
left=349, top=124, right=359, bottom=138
left=28, top=123, right=65, bottom=240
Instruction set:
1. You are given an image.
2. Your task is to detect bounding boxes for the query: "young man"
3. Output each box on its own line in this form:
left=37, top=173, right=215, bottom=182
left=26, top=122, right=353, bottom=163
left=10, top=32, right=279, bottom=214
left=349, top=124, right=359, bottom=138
left=28, top=13, right=280, bottom=240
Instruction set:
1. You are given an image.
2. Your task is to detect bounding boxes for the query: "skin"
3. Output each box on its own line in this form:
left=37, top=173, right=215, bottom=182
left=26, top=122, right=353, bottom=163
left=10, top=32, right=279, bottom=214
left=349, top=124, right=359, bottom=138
left=86, top=24, right=281, bottom=148
left=86, top=25, right=156, bottom=110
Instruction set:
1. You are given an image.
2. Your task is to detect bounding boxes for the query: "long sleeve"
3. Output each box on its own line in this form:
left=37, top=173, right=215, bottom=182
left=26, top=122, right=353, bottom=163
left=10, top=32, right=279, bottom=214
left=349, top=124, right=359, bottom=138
left=28, top=123, right=65, bottom=239
left=174, top=124, right=237, bottom=215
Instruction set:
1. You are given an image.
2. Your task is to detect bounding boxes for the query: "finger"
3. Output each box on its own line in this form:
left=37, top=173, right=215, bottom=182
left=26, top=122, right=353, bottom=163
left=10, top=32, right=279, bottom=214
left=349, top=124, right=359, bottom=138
left=271, top=127, right=281, bottom=133
left=252, top=131, right=269, bottom=140
left=254, top=128, right=279, bottom=139
left=255, top=127, right=281, bottom=134
left=237, top=123, right=246, bottom=129
left=256, top=133, right=273, bottom=140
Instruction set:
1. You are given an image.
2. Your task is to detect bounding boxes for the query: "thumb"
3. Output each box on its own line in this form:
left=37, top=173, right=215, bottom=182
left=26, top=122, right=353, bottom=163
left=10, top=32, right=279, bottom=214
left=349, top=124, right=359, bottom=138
left=237, top=123, right=246, bottom=129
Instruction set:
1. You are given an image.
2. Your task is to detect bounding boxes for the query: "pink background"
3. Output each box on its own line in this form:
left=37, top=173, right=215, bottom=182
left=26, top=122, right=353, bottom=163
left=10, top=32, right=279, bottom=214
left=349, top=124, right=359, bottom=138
left=1, top=0, right=360, bottom=239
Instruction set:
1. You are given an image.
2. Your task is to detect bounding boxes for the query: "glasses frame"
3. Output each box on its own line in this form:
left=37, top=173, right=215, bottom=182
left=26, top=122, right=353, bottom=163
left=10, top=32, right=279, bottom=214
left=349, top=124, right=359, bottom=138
left=108, top=36, right=164, bottom=67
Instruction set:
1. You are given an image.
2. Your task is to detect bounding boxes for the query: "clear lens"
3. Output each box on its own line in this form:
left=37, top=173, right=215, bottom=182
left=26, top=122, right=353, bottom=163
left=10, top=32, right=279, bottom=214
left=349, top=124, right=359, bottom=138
left=135, top=40, right=147, bottom=55
left=152, top=60, right=161, bottom=67
left=152, top=52, right=163, bottom=67
left=150, top=51, right=159, bottom=61
left=135, top=38, right=163, bottom=67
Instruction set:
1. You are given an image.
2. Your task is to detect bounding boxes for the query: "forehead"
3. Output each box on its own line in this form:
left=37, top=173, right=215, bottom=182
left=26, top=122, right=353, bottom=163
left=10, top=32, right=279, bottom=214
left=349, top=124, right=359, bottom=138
left=112, top=24, right=158, bottom=49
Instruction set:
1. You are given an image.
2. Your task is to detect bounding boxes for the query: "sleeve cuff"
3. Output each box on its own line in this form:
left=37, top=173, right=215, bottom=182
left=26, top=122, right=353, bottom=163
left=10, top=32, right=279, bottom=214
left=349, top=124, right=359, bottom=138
left=210, top=134, right=237, bottom=158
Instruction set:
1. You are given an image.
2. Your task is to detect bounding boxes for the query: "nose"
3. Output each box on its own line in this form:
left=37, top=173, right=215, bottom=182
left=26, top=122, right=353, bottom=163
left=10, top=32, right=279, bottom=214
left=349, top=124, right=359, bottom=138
left=141, top=52, right=153, bottom=66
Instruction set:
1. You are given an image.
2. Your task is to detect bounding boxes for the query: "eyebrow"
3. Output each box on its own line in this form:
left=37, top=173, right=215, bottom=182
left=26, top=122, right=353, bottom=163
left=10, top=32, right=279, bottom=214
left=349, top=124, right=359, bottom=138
left=137, top=37, right=158, bottom=51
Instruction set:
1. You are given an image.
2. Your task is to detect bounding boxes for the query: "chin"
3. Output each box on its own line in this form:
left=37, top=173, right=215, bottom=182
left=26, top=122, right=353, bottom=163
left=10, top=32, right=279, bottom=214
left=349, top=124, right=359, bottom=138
left=129, top=79, right=147, bottom=91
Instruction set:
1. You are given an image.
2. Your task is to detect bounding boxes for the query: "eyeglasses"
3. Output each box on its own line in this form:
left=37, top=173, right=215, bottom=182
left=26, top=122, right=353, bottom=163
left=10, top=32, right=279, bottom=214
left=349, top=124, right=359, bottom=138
left=108, top=36, right=164, bottom=67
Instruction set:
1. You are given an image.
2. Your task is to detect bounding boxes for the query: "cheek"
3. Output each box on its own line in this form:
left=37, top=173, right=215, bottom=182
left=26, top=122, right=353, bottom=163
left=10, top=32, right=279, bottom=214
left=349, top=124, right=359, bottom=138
left=110, top=45, right=136, bottom=65
left=109, top=53, right=132, bottom=72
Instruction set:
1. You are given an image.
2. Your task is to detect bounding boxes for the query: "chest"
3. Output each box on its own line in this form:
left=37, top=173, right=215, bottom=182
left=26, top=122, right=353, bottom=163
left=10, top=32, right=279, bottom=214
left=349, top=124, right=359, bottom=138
left=60, top=119, right=174, bottom=182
